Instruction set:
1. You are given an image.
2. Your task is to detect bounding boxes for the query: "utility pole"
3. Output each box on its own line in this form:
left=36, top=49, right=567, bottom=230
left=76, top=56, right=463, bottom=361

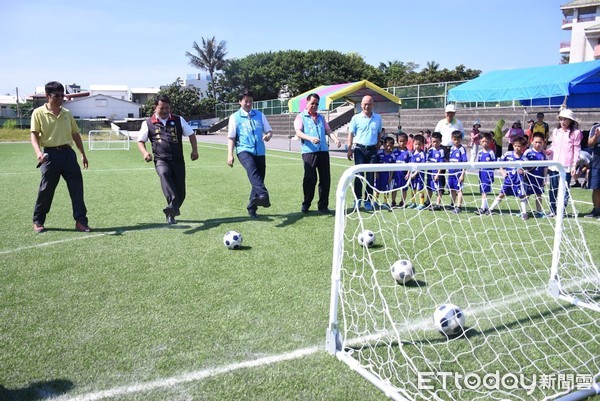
left=16, top=87, right=22, bottom=127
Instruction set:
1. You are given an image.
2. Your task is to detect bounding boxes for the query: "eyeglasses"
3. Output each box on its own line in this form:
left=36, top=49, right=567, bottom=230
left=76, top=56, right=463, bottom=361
left=49, top=93, right=65, bottom=98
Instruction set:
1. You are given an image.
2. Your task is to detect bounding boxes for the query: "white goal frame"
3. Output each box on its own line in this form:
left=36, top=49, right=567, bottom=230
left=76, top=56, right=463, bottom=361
left=326, top=160, right=600, bottom=401
left=88, top=129, right=131, bottom=151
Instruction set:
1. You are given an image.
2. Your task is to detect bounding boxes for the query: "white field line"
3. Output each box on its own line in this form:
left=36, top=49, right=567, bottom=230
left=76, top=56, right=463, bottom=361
left=54, top=284, right=556, bottom=401
left=0, top=233, right=113, bottom=256
left=55, top=346, right=321, bottom=401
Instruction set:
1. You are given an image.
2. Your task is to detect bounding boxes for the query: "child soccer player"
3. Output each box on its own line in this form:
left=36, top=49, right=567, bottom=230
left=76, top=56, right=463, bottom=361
left=448, top=130, right=468, bottom=213
left=391, top=132, right=411, bottom=208
left=407, top=134, right=427, bottom=210
left=426, top=132, right=445, bottom=210
left=523, top=132, right=548, bottom=218
left=474, top=132, right=496, bottom=215
left=488, top=136, right=529, bottom=220
left=374, top=135, right=396, bottom=210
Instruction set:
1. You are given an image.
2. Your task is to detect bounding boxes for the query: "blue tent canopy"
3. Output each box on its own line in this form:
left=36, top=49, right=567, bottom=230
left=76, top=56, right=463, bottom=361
left=448, top=60, right=600, bottom=108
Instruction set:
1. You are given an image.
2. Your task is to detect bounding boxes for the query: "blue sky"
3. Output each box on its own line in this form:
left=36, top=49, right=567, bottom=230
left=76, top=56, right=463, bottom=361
left=2, top=0, right=570, bottom=96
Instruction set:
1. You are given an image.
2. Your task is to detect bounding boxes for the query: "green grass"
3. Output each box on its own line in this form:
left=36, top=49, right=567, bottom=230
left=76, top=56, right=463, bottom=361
left=0, top=141, right=598, bottom=401
left=0, top=128, right=30, bottom=142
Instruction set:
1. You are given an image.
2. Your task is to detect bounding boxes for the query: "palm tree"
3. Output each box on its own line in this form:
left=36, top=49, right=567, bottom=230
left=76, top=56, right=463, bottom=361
left=186, top=37, right=228, bottom=98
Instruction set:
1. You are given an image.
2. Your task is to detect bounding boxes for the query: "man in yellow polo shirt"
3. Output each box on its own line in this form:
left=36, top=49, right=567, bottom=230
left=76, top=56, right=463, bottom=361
left=30, top=81, right=91, bottom=233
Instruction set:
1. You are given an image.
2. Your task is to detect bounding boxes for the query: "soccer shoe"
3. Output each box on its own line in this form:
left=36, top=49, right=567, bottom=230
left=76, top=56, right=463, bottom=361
left=248, top=209, right=258, bottom=219
left=363, top=201, right=373, bottom=211
left=521, top=213, right=529, bottom=221
left=474, top=208, right=489, bottom=215
left=301, top=205, right=309, bottom=213
left=416, top=204, right=426, bottom=210
left=382, top=203, right=393, bottom=211
left=533, top=211, right=547, bottom=218
left=432, top=204, right=443, bottom=211
left=452, top=207, right=462, bottom=214
left=33, top=223, right=45, bottom=233
left=406, top=202, right=417, bottom=209
left=75, top=221, right=92, bottom=232
left=165, top=215, right=177, bottom=225
left=584, top=209, right=600, bottom=218
left=318, top=208, right=332, bottom=214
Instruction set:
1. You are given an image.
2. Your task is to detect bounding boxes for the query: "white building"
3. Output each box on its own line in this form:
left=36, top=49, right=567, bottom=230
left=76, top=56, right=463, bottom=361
left=184, top=73, right=210, bottom=97
left=88, top=84, right=130, bottom=101
left=0, top=95, right=26, bottom=118
left=131, top=87, right=160, bottom=105
left=64, top=94, right=140, bottom=120
left=560, top=0, right=600, bottom=62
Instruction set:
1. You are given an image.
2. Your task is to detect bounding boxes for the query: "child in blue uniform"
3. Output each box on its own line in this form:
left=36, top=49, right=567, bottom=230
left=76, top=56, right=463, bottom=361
left=524, top=132, right=548, bottom=218
left=407, top=134, right=427, bottom=210
left=426, top=132, right=445, bottom=210
left=374, top=135, right=396, bottom=210
left=488, top=136, right=529, bottom=220
left=391, top=132, right=411, bottom=208
left=448, top=130, right=468, bottom=213
left=475, top=132, right=496, bottom=215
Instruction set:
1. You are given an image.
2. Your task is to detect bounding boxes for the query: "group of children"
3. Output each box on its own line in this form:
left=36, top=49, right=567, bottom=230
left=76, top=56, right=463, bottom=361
left=373, top=130, right=550, bottom=220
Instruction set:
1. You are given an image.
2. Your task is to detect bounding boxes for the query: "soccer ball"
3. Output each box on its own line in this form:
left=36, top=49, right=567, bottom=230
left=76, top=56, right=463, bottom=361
left=391, top=259, right=415, bottom=284
left=357, top=229, right=375, bottom=248
left=433, top=303, right=466, bottom=337
left=223, top=231, right=243, bottom=250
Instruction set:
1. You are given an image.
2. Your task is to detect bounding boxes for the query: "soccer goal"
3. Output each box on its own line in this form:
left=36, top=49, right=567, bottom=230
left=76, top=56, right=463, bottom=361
left=88, top=129, right=130, bottom=150
left=326, top=160, right=600, bottom=401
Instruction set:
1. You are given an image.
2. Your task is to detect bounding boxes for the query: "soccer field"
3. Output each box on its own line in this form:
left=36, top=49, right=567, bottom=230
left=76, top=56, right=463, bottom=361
left=0, top=140, right=598, bottom=401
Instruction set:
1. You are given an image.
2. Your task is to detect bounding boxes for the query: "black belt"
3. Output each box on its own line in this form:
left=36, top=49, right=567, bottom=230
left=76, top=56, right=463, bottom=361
left=45, top=145, right=71, bottom=150
left=355, top=144, right=377, bottom=150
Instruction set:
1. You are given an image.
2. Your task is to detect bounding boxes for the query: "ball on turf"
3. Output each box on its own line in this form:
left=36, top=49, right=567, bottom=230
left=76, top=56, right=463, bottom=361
left=357, top=229, right=375, bottom=248
left=223, top=230, right=243, bottom=250
left=433, top=303, right=466, bottom=337
left=391, top=259, right=415, bottom=284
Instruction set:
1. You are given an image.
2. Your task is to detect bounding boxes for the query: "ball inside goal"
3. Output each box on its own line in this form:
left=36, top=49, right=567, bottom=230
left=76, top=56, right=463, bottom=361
left=223, top=231, right=243, bottom=250
left=357, top=229, right=375, bottom=248
left=391, top=259, right=415, bottom=284
left=433, top=303, right=465, bottom=337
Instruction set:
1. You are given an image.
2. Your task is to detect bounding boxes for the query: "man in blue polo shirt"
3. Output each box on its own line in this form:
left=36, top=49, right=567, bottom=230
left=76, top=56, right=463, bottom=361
left=347, top=95, right=383, bottom=211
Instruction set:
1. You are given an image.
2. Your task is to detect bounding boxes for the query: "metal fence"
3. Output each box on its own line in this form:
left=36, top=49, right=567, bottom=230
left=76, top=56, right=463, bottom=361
left=215, top=81, right=470, bottom=118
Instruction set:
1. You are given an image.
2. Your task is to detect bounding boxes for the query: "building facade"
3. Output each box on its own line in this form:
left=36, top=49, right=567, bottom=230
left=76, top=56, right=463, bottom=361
left=561, top=0, right=600, bottom=62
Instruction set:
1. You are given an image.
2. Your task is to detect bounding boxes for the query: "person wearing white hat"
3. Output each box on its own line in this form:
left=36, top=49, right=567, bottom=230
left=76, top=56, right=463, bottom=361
left=435, top=104, right=464, bottom=148
left=546, top=109, right=582, bottom=216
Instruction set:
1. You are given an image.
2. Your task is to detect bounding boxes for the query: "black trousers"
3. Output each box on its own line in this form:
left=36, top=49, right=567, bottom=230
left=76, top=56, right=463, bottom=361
left=33, top=147, right=87, bottom=225
left=302, top=151, right=331, bottom=210
left=155, top=158, right=186, bottom=213
left=353, top=146, right=378, bottom=200
left=237, top=151, right=268, bottom=211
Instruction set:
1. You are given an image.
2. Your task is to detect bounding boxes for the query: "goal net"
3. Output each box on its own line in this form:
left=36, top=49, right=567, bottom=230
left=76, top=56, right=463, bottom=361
left=88, top=130, right=130, bottom=150
left=326, top=160, right=600, bottom=401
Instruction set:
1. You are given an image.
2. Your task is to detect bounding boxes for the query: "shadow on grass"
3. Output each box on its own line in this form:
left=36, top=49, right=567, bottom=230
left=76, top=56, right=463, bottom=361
left=0, top=379, right=74, bottom=401
left=42, top=222, right=167, bottom=235
left=179, top=215, right=274, bottom=234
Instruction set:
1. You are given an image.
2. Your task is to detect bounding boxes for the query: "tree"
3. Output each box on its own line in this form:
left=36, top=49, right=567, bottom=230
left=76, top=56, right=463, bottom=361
left=141, top=78, right=208, bottom=119
left=216, top=50, right=382, bottom=101
left=186, top=37, right=228, bottom=99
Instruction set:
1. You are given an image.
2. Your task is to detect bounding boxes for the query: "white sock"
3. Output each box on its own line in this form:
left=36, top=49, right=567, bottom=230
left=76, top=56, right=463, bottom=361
left=481, top=199, right=489, bottom=210
left=489, top=198, right=501, bottom=211
left=519, top=199, right=527, bottom=214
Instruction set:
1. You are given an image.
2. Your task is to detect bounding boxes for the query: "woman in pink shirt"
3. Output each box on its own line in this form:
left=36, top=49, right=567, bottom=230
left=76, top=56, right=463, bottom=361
left=547, top=109, right=582, bottom=216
